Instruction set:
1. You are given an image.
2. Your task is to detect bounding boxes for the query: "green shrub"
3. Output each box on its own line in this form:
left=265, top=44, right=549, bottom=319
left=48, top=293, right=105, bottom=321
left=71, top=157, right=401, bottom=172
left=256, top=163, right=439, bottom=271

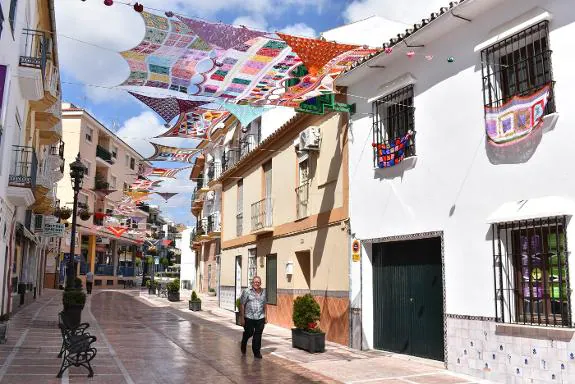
left=208, top=288, right=215, bottom=293
left=167, top=279, right=180, bottom=294
left=74, top=277, right=83, bottom=289
left=63, top=289, right=86, bottom=307
left=235, top=298, right=241, bottom=311
left=292, top=294, right=322, bottom=333
left=190, top=290, right=201, bottom=303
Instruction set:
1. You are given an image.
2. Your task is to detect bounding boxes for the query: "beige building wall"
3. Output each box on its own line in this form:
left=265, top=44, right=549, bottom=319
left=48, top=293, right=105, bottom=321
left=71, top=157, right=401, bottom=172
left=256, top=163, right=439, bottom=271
left=59, top=104, right=148, bottom=288
left=219, top=112, right=350, bottom=345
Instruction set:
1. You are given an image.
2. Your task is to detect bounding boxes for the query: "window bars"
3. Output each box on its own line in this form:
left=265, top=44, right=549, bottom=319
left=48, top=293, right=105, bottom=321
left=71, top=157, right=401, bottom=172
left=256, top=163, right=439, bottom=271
left=492, top=216, right=572, bottom=327
left=372, top=85, right=415, bottom=168
left=481, top=21, right=555, bottom=113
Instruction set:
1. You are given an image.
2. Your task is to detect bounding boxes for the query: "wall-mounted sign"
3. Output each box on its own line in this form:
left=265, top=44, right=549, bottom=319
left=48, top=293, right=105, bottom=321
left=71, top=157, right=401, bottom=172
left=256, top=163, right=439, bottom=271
left=96, top=236, right=110, bottom=245
left=42, top=223, right=65, bottom=237
left=352, top=239, right=361, bottom=262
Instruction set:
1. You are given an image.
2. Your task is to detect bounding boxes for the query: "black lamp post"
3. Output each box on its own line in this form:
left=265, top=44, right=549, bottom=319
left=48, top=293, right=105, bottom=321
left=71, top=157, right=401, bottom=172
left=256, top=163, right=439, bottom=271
left=67, top=153, right=87, bottom=289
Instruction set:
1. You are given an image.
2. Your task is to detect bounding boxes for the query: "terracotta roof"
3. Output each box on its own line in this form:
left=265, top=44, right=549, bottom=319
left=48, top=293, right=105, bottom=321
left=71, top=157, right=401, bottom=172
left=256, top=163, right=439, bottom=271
left=344, top=1, right=468, bottom=72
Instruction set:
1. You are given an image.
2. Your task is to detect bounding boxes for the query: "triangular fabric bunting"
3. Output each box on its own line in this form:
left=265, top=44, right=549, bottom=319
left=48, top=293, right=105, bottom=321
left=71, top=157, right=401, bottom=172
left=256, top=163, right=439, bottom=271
left=156, top=110, right=228, bottom=139
left=218, top=103, right=269, bottom=128
left=162, top=239, right=173, bottom=246
left=149, top=167, right=191, bottom=178
left=145, top=143, right=203, bottom=163
left=129, top=92, right=208, bottom=123
left=125, top=191, right=150, bottom=203
left=277, top=33, right=360, bottom=76
left=107, top=226, right=128, bottom=238
left=130, top=179, right=162, bottom=191
left=176, top=16, right=267, bottom=50
left=155, top=192, right=178, bottom=201
left=138, top=163, right=154, bottom=177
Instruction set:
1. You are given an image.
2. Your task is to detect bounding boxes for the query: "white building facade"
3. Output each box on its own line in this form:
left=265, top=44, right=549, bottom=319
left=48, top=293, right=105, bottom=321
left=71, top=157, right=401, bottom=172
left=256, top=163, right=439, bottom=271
left=0, top=0, right=63, bottom=315
left=334, top=0, right=575, bottom=382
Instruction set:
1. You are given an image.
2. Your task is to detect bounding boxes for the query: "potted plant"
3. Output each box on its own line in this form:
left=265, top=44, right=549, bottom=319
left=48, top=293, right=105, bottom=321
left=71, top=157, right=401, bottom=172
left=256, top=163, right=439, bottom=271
left=62, top=278, right=87, bottom=328
left=189, top=290, right=201, bottom=311
left=58, top=206, right=72, bottom=220
left=235, top=298, right=242, bottom=326
left=78, top=209, right=92, bottom=221
left=208, top=287, right=216, bottom=297
left=167, top=279, right=180, bottom=302
left=291, top=294, right=325, bottom=353
left=0, top=314, right=9, bottom=344
left=146, top=279, right=156, bottom=295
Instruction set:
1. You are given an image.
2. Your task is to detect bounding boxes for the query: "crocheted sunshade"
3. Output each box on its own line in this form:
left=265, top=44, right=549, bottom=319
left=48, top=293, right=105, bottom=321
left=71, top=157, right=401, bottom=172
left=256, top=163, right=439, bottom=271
left=129, top=92, right=208, bottom=123
left=276, top=33, right=360, bottom=76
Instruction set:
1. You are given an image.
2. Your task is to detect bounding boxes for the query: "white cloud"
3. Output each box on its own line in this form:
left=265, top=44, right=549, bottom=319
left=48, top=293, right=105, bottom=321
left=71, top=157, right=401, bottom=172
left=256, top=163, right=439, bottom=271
left=280, top=23, right=316, bottom=38
left=343, top=0, right=449, bottom=24
left=114, top=111, right=171, bottom=157
left=232, top=15, right=269, bottom=31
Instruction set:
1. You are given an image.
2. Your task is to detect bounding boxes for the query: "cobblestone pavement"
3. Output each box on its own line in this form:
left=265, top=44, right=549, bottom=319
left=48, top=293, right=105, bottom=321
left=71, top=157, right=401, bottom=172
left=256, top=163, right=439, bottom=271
left=0, top=289, right=492, bottom=384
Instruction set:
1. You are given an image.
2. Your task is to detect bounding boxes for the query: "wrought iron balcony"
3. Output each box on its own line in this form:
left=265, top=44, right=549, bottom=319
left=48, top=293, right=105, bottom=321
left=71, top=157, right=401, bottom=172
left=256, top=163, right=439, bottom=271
left=196, top=174, right=205, bottom=190
left=223, top=148, right=240, bottom=172
left=240, top=134, right=258, bottom=158
left=96, top=145, right=113, bottom=164
left=207, top=162, right=222, bottom=184
left=207, top=211, right=221, bottom=235
left=8, top=146, right=37, bottom=188
left=251, top=197, right=273, bottom=233
left=19, top=29, right=48, bottom=76
left=296, top=181, right=309, bottom=220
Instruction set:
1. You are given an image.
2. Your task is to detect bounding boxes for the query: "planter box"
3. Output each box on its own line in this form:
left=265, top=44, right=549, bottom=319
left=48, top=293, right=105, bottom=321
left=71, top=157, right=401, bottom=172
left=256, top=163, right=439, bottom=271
left=291, top=328, right=325, bottom=353
left=62, top=305, right=84, bottom=329
left=207, top=291, right=216, bottom=297
left=168, top=292, right=180, bottom=302
left=189, top=300, right=201, bottom=311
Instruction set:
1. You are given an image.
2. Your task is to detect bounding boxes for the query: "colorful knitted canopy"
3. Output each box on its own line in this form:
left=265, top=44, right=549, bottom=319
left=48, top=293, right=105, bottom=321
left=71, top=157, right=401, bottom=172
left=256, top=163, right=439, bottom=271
left=156, top=109, right=228, bottom=139
left=176, top=17, right=267, bottom=50
left=155, top=192, right=178, bottom=201
left=276, top=33, right=359, bottom=76
left=129, top=92, right=209, bottom=123
left=218, top=102, right=269, bottom=127
left=145, top=143, right=202, bottom=163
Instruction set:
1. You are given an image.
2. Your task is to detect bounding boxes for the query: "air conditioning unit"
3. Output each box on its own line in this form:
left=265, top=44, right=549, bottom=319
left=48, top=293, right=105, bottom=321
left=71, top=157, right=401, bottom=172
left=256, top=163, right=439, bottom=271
left=299, top=126, right=321, bottom=151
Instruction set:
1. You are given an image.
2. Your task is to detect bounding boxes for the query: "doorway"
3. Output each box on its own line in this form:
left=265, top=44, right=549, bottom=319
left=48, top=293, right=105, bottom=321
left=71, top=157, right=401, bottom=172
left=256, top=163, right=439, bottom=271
left=372, top=236, right=444, bottom=361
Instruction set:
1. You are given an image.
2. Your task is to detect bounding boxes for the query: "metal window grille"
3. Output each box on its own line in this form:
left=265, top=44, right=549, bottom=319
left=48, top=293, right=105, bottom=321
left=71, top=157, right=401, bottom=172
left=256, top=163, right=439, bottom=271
left=8, top=0, right=16, bottom=35
left=481, top=21, right=555, bottom=113
left=295, top=181, right=309, bottom=220
left=372, top=85, right=415, bottom=167
left=492, top=216, right=572, bottom=327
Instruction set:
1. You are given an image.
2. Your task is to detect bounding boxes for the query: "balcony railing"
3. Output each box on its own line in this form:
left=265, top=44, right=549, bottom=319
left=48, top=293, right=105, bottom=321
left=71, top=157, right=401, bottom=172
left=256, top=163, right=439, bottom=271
left=207, top=211, right=221, bottom=234
left=200, top=217, right=208, bottom=235
left=207, top=163, right=222, bottom=183
left=96, top=145, right=113, bottom=164
left=296, top=181, right=309, bottom=220
left=19, top=29, right=48, bottom=77
left=223, top=148, right=240, bottom=172
left=8, top=146, right=37, bottom=188
left=240, top=134, right=258, bottom=158
left=196, top=174, right=205, bottom=189
left=251, top=197, right=273, bottom=232
left=236, top=212, right=243, bottom=237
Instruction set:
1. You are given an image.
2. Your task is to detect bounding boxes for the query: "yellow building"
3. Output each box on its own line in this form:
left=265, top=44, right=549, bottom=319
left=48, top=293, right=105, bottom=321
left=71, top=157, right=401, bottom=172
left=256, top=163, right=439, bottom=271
left=58, top=103, right=149, bottom=289
left=217, top=111, right=351, bottom=345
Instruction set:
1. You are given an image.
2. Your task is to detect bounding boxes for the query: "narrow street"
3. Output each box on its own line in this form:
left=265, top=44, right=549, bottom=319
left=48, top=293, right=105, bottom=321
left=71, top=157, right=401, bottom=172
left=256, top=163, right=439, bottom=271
left=0, top=290, right=486, bottom=384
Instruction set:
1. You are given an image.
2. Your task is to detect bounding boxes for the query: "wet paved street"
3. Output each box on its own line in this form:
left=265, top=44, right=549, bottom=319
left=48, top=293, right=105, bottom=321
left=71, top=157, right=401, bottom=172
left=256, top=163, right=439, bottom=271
left=90, top=291, right=328, bottom=384
left=0, top=290, right=489, bottom=384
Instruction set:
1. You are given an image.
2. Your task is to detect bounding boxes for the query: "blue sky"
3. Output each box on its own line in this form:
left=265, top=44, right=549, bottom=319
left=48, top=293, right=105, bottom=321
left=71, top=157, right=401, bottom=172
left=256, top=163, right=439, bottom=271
left=54, top=0, right=447, bottom=226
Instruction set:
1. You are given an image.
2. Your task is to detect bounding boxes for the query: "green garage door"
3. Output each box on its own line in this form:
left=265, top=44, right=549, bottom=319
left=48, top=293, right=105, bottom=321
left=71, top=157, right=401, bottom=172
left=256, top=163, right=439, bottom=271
left=373, top=237, right=444, bottom=361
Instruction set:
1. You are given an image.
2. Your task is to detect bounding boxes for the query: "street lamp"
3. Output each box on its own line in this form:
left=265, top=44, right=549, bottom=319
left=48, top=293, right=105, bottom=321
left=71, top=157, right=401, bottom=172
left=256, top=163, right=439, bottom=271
left=67, top=153, right=87, bottom=289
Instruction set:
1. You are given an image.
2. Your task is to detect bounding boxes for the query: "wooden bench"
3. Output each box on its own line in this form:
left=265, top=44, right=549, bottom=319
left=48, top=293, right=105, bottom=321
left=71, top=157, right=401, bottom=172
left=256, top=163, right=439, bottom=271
left=57, top=312, right=97, bottom=378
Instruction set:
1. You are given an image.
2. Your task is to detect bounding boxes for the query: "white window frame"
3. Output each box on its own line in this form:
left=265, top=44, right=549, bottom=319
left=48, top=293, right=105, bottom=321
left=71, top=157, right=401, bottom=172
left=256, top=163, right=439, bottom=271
left=85, top=126, right=93, bottom=143
left=110, top=174, right=117, bottom=189
left=111, top=145, right=118, bottom=159
left=82, top=159, right=91, bottom=176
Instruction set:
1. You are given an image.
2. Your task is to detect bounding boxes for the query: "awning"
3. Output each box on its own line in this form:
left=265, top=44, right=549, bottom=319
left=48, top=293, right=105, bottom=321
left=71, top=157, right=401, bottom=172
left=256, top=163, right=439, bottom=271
left=486, top=196, right=575, bottom=224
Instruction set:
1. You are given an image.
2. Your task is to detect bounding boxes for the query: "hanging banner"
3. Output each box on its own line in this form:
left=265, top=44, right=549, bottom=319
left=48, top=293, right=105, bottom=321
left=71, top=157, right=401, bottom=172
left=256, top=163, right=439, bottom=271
left=129, top=91, right=209, bottom=123
left=118, top=11, right=379, bottom=107
left=130, top=179, right=162, bottom=191
left=125, top=191, right=150, bottom=202
left=155, top=192, right=178, bottom=201
left=149, top=167, right=191, bottom=178
left=484, top=84, right=550, bottom=146
left=156, top=110, right=228, bottom=139
left=145, top=143, right=202, bottom=163
left=107, top=226, right=128, bottom=238
left=374, top=131, right=413, bottom=168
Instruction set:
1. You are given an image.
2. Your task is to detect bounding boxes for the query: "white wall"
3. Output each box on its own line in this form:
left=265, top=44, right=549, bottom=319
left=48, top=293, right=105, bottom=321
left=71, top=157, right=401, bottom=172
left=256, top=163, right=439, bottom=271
left=344, top=0, right=575, bottom=348
left=260, top=106, right=296, bottom=141
left=179, top=228, right=196, bottom=289
left=322, top=16, right=408, bottom=48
